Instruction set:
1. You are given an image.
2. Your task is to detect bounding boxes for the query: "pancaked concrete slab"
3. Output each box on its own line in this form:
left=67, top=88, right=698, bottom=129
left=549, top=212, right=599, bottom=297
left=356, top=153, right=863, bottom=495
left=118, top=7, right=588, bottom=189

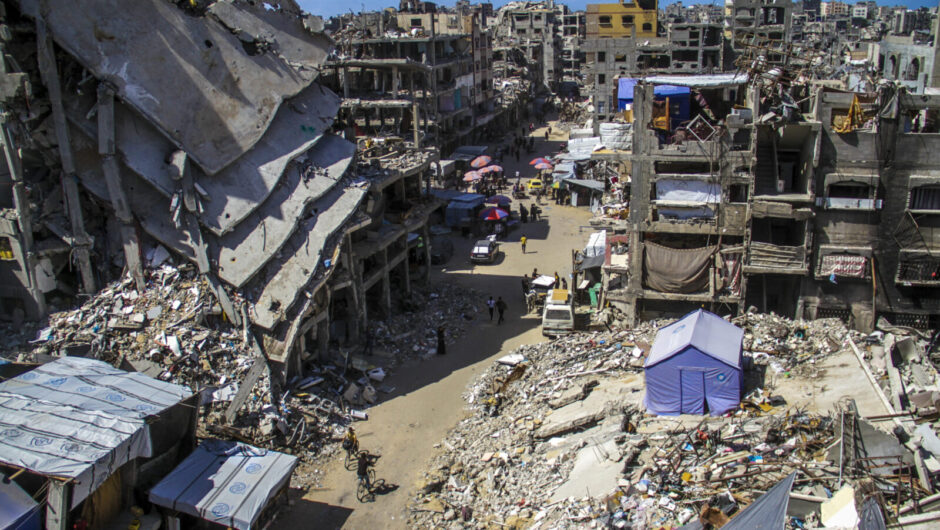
left=20, top=0, right=330, bottom=174
left=550, top=438, right=622, bottom=501
left=64, top=83, right=341, bottom=235
left=536, top=376, right=644, bottom=439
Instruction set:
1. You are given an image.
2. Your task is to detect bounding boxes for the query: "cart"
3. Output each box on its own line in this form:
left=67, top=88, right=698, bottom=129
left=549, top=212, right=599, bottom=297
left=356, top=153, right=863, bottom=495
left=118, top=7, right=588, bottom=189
left=526, top=275, right=556, bottom=313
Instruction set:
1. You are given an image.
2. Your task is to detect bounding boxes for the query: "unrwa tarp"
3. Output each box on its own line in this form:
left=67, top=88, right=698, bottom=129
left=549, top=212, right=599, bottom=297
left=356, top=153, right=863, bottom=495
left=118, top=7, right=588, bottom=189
left=149, top=440, right=298, bottom=530
left=644, top=309, right=743, bottom=415
left=0, top=357, right=192, bottom=507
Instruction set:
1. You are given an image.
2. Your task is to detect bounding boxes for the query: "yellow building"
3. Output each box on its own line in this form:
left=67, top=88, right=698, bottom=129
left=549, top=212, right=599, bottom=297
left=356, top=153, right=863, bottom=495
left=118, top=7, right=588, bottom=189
left=585, top=1, right=658, bottom=39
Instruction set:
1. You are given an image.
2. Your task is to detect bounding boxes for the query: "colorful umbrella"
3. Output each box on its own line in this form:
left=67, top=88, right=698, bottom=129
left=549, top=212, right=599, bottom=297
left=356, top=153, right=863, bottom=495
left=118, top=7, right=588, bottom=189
left=534, top=162, right=553, bottom=170
left=470, top=155, right=493, bottom=169
left=486, top=194, right=513, bottom=204
left=463, top=171, right=482, bottom=182
left=480, top=165, right=503, bottom=174
left=479, top=206, right=509, bottom=220
left=529, top=157, right=552, bottom=166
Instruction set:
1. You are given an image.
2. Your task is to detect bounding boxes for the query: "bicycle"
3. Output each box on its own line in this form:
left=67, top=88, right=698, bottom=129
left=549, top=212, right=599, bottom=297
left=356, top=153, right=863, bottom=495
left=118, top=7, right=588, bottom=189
left=356, top=468, right=376, bottom=502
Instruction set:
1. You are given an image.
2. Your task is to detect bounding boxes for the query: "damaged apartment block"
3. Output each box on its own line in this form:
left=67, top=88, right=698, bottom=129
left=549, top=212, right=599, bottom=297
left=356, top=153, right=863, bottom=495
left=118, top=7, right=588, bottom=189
left=600, top=71, right=940, bottom=331
left=0, top=0, right=441, bottom=383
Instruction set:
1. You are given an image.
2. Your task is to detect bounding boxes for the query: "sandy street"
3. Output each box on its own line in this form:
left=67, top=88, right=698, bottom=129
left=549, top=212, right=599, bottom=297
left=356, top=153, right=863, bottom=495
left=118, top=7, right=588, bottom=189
left=282, top=124, right=592, bottom=528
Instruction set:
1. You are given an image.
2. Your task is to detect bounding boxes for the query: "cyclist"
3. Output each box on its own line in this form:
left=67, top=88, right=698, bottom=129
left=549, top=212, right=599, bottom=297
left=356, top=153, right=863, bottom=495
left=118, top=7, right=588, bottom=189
left=357, top=451, right=373, bottom=490
left=342, top=427, right=358, bottom=455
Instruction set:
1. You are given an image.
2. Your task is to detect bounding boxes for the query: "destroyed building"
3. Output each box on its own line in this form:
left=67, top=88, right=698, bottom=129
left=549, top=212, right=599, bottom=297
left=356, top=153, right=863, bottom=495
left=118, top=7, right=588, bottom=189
left=581, top=1, right=724, bottom=123
left=594, top=68, right=940, bottom=332
left=0, top=0, right=442, bottom=383
left=493, top=1, right=563, bottom=92
left=726, top=0, right=792, bottom=67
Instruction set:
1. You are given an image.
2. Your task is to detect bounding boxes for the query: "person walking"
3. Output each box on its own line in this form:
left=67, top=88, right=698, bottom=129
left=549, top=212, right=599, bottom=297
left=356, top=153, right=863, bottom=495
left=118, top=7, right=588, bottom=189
left=520, top=203, right=528, bottom=223
left=562, top=277, right=568, bottom=290
left=437, top=325, right=446, bottom=355
left=495, top=297, right=507, bottom=324
left=554, top=271, right=560, bottom=288
left=520, top=235, right=527, bottom=254
left=486, top=296, right=496, bottom=321
left=521, top=274, right=530, bottom=298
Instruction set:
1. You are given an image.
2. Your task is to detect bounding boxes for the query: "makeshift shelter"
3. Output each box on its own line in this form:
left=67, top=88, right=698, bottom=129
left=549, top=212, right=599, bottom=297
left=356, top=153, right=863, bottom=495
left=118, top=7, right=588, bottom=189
left=149, top=440, right=297, bottom=530
left=0, top=357, right=195, bottom=529
left=644, top=309, right=743, bottom=415
left=617, top=79, right=691, bottom=130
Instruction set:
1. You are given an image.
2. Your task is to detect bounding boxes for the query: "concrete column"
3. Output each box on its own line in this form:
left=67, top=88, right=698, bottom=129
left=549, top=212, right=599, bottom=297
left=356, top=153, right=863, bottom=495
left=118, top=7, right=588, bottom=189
left=381, top=248, right=391, bottom=317
left=36, top=15, right=96, bottom=294
left=342, top=234, right=362, bottom=341
left=422, top=224, right=431, bottom=283
left=45, top=480, right=70, bottom=530
left=0, top=119, right=45, bottom=317
left=402, top=245, right=411, bottom=295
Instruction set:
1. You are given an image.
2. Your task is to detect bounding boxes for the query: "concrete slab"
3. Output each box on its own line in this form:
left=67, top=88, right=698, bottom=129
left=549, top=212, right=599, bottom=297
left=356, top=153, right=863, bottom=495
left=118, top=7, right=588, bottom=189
left=771, top=348, right=891, bottom=419
left=20, top=0, right=330, bottom=174
left=64, top=83, right=340, bottom=235
left=550, top=438, right=622, bottom=501
left=252, top=185, right=367, bottom=329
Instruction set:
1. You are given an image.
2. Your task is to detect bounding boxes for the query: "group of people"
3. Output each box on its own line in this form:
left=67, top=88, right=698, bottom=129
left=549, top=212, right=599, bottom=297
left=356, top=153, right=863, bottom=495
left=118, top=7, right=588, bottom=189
left=508, top=134, right=535, bottom=161
left=343, top=428, right=378, bottom=493
left=517, top=202, right=541, bottom=223
left=486, top=296, right=509, bottom=324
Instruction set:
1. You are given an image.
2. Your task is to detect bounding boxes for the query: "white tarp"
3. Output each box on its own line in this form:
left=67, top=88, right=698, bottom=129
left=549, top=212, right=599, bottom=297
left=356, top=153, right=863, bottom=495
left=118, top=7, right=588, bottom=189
left=149, top=440, right=297, bottom=530
left=643, top=73, right=749, bottom=87
left=584, top=230, right=607, bottom=258
left=559, top=137, right=601, bottom=161
left=655, top=179, right=721, bottom=203
left=0, top=357, right=192, bottom=507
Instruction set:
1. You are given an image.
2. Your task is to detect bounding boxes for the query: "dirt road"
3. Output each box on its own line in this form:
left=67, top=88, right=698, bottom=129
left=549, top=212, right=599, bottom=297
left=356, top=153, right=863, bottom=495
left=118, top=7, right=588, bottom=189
left=283, top=124, right=592, bottom=528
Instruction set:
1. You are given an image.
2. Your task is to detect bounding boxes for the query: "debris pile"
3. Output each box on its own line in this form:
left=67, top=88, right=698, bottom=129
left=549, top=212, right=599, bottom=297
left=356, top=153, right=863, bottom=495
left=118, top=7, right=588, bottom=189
left=409, top=314, right=940, bottom=528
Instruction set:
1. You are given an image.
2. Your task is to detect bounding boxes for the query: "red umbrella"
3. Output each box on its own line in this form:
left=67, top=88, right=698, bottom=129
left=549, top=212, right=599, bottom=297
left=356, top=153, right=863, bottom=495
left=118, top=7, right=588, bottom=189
left=479, top=206, right=509, bottom=220
left=470, top=155, right=493, bottom=169
left=463, top=170, right=482, bottom=182
left=529, top=157, right=552, bottom=166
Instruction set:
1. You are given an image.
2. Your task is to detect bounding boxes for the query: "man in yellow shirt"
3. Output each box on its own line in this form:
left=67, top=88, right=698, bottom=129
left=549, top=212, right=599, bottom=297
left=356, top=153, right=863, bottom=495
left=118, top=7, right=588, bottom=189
left=520, top=236, right=527, bottom=254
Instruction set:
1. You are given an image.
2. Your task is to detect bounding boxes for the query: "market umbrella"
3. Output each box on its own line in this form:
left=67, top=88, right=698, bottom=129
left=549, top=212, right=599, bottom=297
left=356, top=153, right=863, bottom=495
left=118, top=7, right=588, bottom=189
left=534, top=162, right=553, bottom=170
left=529, top=157, right=552, bottom=166
left=463, top=170, right=482, bottom=182
left=470, top=155, right=492, bottom=168
left=486, top=194, right=513, bottom=204
left=479, top=206, right=509, bottom=220
left=480, top=165, right=503, bottom=174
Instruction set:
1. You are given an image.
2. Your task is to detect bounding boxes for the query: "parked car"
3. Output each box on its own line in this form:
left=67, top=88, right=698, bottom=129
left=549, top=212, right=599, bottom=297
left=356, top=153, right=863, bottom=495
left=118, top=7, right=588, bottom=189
left=470, top=239, right=500, bottom=263
left=527, top=178, right=543, bottom=192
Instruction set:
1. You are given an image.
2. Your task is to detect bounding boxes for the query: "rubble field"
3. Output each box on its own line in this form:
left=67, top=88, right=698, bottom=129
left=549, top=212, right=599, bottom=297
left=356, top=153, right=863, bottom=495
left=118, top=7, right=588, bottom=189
left=407, top=312, right=940, bottom=529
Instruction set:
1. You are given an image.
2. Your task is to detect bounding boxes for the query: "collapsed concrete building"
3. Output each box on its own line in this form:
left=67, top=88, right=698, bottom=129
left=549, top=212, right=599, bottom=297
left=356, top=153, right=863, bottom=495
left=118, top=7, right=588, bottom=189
left=0, top=0, right=440, bottom=381
left=595, top=73, right=940, bottom=332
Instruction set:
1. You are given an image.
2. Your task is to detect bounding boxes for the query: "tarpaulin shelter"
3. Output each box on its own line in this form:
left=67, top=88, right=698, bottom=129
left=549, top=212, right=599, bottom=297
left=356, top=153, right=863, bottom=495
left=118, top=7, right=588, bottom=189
left=644, top=309, right=743, bottom=415
left=0, top=357, right=193, bottom=513
left=149, top=440, right=297, bottom=530
left=0, top=472, right=40, bottom=530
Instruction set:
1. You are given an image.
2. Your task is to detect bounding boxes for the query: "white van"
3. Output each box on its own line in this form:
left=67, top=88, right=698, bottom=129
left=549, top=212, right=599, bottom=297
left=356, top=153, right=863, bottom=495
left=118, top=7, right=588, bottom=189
left=542, top=289, right=574, bottom=336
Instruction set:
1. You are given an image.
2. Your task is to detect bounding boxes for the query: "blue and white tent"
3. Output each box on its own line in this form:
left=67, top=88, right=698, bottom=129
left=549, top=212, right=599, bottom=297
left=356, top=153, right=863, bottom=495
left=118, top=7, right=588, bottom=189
left=644, top=309, right=744, bottom=416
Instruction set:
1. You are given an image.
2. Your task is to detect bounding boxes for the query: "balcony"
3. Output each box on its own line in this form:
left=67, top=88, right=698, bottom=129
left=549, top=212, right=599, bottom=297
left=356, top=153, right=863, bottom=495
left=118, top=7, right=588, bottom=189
left=895, top=249, right=940, bottom=287
left=744, top=243, right=808, bottom=274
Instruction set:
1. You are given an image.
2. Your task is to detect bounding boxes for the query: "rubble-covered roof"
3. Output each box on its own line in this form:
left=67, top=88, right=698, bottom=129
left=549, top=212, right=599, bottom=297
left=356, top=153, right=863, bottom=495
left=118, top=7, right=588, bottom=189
left=18, top=0, right=331, bottom=175
left=646, top=309, right=743, bottom=369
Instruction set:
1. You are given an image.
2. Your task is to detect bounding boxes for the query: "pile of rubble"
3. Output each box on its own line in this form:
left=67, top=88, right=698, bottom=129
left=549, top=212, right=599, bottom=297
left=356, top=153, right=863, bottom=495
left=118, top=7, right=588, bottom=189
left=408, top=313, right=940, bottom=528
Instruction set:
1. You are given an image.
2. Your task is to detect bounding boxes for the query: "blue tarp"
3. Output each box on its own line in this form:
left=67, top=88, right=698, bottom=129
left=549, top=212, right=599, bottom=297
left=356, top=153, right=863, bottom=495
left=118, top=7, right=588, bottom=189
left=644, top=310, right=743, bottom=416
left=0, top=474, right=40, bottom=530
left=617, top=78, right=691, bottom=129
left=723, top=472, right=796, bottom=530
